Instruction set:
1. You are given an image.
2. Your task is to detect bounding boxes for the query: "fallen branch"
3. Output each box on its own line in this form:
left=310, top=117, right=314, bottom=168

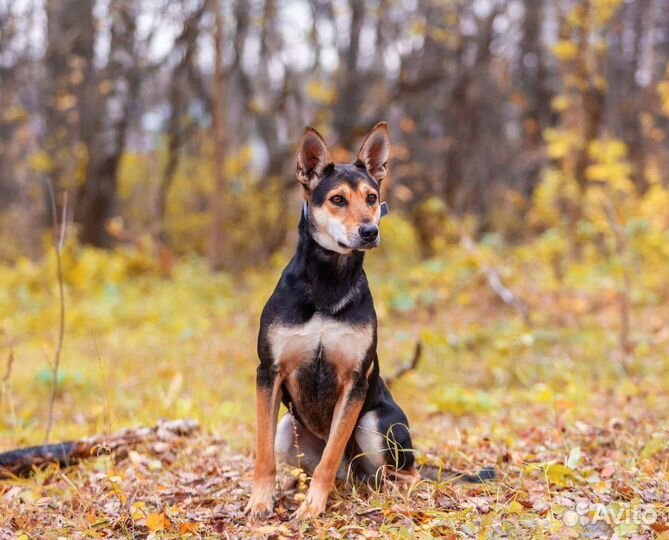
left=385, top=341, right=422, bottom=388
left=0, top=419, right=199, bottom=479
left=461, top=236, right=532, bottom=326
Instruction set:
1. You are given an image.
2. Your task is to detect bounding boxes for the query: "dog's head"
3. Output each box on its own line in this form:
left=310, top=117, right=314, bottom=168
left=296, top=122, right=390, bottom=254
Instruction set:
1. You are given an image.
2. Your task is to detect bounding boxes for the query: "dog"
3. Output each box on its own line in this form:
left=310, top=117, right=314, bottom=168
left=245, top=122, right=416, bottom=519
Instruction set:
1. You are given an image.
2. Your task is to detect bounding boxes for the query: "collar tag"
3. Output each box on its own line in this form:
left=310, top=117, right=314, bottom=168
left=303, top=201, right=308, bottom=219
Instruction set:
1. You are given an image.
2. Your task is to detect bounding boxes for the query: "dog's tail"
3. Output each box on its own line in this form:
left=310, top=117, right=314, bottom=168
left=352, top=464, right=496, bottom=488
left=418, top=464, right=496, bottom=484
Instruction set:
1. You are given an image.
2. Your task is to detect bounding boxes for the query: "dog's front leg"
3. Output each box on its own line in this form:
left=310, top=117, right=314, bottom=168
left=294, top=379, right=366, bottom=519
left=245, top=365, right=282, bottom=518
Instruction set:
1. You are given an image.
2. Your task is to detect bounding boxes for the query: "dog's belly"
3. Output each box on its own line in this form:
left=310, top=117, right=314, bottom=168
left=269, top=314, right=373, bottom=439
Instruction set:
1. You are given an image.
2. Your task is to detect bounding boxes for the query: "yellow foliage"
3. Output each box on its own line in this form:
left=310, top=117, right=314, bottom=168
left=544, top=128, right=581, bottom=160
left=530, top=169, right=579, bottom=228
left=550, top=95, right=571, bottom=113
left=585, top=138, right=634, bottom=192
left=592, top=0, right=624, bottom=25
left=223, top=144, right=254, bottom=178
left=30, top=151, right=56, bottom=174
left=658, top=64, right=669, bottom=116
left=306, top=79, right=335, bottom=105
left=553, top=41, right=578, bottom=61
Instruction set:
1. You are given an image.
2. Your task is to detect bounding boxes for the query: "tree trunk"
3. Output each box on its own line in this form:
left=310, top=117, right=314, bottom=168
left=44, top=0, right=95, bottom=227
left=209, top=2, right=226, bottom=271
left=76, top=0, right=138, bottom=247
left=332, top=0, right=366, bottom=146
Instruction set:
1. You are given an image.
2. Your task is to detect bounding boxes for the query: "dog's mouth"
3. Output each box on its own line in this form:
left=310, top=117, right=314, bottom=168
left=339, top=238, right=380, bottom=251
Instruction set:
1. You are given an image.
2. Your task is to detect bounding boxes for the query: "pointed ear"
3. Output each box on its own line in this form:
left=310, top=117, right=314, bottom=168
left=296, top=127, right=333, bottom=191
left=356, top=122, right=390, bottom=182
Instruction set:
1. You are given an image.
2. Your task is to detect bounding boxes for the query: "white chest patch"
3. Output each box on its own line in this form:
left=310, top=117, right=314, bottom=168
left=269, top=315, right=373, bottom=376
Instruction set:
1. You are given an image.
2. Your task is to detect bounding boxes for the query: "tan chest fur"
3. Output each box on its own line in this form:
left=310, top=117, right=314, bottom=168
left=269, top=315, right=373, bottom=381
left=269, top=315, right=373, bottom=438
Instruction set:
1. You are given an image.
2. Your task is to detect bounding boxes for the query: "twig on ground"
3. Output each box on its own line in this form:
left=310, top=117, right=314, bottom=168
left=385, top=341, right=423, bottom=388
left=44, top=181, right=67, bottom=444
left=93, top=334, right=114, bottom=438
left=0, top=419, right=200, bottom=478
left=1, top=349, right=17, bottom=434
left=2, top=349, right=13, bottom=383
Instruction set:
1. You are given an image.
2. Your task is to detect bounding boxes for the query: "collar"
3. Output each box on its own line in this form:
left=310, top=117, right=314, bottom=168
left=302, top=201, right=389, bottom=219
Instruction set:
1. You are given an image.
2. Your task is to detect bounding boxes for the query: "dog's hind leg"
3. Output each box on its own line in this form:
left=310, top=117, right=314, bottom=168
left=352, top=384, right=415, bottom=485
left=275, top=413, right=325, bottom=475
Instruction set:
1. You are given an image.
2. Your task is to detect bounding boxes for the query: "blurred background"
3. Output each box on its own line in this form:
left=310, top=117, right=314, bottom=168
left=0, top=0, right=668, bottom=450
left=1, top=0, right=667, bottom=262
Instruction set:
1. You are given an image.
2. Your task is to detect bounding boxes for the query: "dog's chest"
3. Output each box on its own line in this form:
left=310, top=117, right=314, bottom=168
left=269, top=314, right=372, bottom=375
left=268, top=314, right=373, bottom=437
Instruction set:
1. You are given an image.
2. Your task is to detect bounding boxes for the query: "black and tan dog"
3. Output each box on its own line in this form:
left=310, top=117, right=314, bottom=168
left=245, top=123, right=415, bottom=519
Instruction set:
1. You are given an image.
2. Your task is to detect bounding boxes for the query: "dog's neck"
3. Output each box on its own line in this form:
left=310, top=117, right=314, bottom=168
left=294, top=211, right=366, bottom=314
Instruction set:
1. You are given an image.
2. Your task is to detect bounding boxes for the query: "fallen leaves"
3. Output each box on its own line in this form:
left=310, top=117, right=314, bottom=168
left=0, top=423, right=667, bottom=538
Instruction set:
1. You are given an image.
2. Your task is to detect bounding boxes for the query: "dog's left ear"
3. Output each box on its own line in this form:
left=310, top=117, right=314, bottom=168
left=356, top=122, right=390, bottom=183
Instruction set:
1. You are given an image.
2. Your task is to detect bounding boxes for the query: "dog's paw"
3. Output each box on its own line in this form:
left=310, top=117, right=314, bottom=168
left=245, top=483, right=274, bottom=519
left=292, top=487, right=329, bottom=520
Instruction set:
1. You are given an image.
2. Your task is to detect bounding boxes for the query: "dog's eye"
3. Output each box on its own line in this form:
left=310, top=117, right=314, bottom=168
left=366, top=193, right=378, bottom=205
left=330, top=195, right=346, bottom=206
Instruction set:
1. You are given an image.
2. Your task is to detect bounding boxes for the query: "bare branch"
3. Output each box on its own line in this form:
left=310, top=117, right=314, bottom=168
left=603, top=196, right=632, bottom=365
left=44, top=179, right=67, bottom=444
left=461, top=235, right=532, bottom=326
left=2, top=349, right=13, bottom=383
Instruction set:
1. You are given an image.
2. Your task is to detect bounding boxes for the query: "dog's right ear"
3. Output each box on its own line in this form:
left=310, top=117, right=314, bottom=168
left=296, top=127, right=333, bottom=191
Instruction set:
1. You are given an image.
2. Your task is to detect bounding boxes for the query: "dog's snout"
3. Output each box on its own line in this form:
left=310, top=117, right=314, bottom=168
left=359, top=224, right=379, bottom=242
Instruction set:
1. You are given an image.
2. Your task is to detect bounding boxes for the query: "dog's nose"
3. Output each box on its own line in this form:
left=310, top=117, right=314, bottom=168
left=359, top=224, right=379, bottom=242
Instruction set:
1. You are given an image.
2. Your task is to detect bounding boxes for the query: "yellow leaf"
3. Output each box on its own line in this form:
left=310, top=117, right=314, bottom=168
left=131, top=501, right=147, bottom=521
left=545, top=463, right=581, bottom=487
left=508, top=500, right=523, bottom=514
left=146, top=512, right=168, bottom=532
left=306, top=80, right=335, bottom=104
left=179, top=522, right=201, bottom=534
